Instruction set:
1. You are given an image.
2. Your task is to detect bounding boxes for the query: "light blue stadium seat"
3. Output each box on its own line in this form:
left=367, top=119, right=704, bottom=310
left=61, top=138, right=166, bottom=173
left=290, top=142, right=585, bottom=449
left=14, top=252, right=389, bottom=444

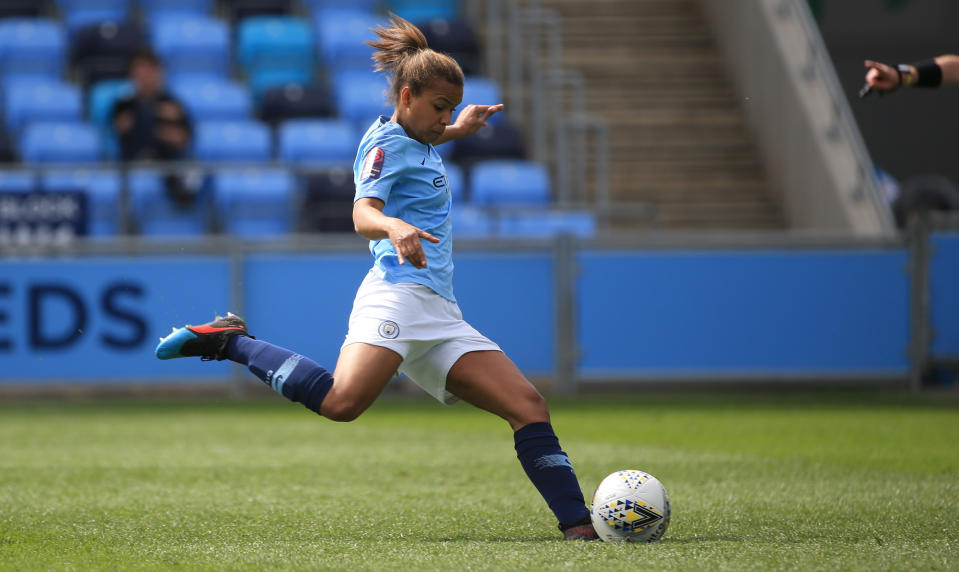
left=4, top=80, right=82, bottom=133
left=303, top=0, right=378, bottom=15
left=387, top=0, right=459, bottom=22
left=20, top=122, right=100, bottom=163
left=0, top=171, right=37, bottom=192
left=314, top=9, right=385, bottom=73
left=237, top=16, right=314, bottom=96
left=193, top=120, right=271, bottom=162
left=129, top=169, right=209, bottom=237
left=469, top=160, right=550, bottom=206
left=213, top=168, right=297, bottom=237
left=449, top=205, right=493, bottom=239
left=445, top=162, right=465, bottom=203
left=138, top=0, right=213, bottom=18
left=170, top=77, right=252, bottom=120
left=461, top=76, right=504, bottom=125
left=87, top=79, right=133, bottom=159
left=42, top=169, right=121, bottom=237
left=334, top=71, right=391, bottom=129
left=150, top=15, right=230, bottom=78
left=498, top=210, right=597, bottom=239
left=277, top=119, right=356, bottom=165
left=0, top=19, right=66, bottom=82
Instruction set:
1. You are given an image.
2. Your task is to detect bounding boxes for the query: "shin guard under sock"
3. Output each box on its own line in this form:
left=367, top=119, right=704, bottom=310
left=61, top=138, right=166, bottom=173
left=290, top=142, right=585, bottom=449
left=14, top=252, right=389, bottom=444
left=226, top=336, right=333, bottom=414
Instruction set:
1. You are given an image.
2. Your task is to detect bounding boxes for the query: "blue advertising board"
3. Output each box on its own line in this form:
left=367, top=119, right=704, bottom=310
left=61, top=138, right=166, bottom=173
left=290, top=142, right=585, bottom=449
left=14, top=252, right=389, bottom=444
left=929, top=232, right=959, bottom=360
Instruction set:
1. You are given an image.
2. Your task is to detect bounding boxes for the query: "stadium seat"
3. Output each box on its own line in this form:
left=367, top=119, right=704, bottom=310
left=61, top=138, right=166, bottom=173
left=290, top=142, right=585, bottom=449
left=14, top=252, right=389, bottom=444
left=213, top=168, right=297, bottom=237
left=449, top=205, right=493, bottom=238
left=420, top=18, right=480, bottom=75
left=450, top=120, right=524, bottom=169
left=129, top=169, right=210, bottom=237
left=87, top=79, right=133, bottom=159
left=0, top=171, right=37, bottom=192
left=303, top=0, right=378, bottom=15
left=299, top=167, right=355, bottom=233
left=277, top=119, right=356, bottom=165
left=138, top=0, right=213, bottom=19
left=387, top=0, right=459, bottom=22
left=445, top=162, right=465, bottom=203
left=0, top=19, right=67, bottom=82
left=55, top=0, right=132, bottom=34
left=42, top=169, right=122, bottom=237
left=469, top=160, right=551, bottom=206
left=193, top=120, right=271, bottom=162
left=461, top=76, right=504, bottom=125
left=497, top=210, right=597, bottom=239
left=223, top=0, right=294, bottom=21
left=170, top=77, right=252, bottom=121
left=0, top=0, right=43, bottom=19
left=4, top=80, right=83, bottom=134
left=150, top=15, right=230, bottom=78
left=71, top=20, right=143, bottom=87
left=19, top=122, right=100, bottom=163
left=259, top=83, right=333, bottom=125
left=314, top=9, right=385, bottom=74
left=236, top=16, right=314, bottom=95
left=334, top=71, right=392, bottom=130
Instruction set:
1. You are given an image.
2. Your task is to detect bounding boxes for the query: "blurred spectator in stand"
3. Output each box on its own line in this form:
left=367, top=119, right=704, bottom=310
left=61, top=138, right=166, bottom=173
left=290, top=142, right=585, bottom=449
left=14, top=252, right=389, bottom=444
left=111, top=49, right=199, bottom=206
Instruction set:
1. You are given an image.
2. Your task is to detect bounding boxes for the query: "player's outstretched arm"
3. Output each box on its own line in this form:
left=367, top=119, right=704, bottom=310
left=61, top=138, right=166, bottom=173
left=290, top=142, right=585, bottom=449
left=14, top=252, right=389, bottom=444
left=434, top=103, right=504, bottom=146
left=353, top=197, right=439, bottom=269
left=863, top=54, right=959, bottom=93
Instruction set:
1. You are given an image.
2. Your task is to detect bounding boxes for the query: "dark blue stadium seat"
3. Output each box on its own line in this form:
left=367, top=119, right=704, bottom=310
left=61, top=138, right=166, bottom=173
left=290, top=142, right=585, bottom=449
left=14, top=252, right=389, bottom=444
left=170, top=77, right=252, bottom=120
left=138, top=0, right=213, bottom=19
left=193, top=120, right=271, bottom=162
left=55, top=0, right=132, bottom=34
left=151, top=15, right=230, bottom=78
left=445, top=162, right=465, bottom=203
left=0, top=19, right=67, bottom=82
left=314, top=9, right=385, bottom=75
left=334, top=71, right=392, bottom=131
left=20, top=122, right=100, bottom=163
left=450, top=119, right=524, bottom=171
left=277, top=119, right=356, bottom=165
left=498, top=210, right=597, bottom=239
left=299, top=166, right=355, bottom=233
left=71, top=20, right=143, bottom=87
left=42, top=169, right=122, bottom=237
left=259, top=83, right=333, bottom=125
left=450, top=205, right=493, bottom=238
left=303, top=0, right=378, bottom=14
left=387, top=0, right=459, bottom=22
left=213, top=168, right=297, bottom=237
left=461, top=76, right=504, bottom=125
left=469, top=160, right=550, bottom=206
left=87, top=79, right=133, bottom=159
left=4, top=80, right=83, bottom=134
left=419, top=18, right=480, bottom=75
left=237, top=16, right=314, bottom=97
left=129, top=169, right=209, bottom=237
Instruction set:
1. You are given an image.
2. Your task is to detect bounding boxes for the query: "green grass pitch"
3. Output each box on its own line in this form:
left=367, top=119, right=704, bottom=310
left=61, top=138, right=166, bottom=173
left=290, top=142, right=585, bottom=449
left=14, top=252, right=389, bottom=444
left=1, top=391, right=957, bottom=570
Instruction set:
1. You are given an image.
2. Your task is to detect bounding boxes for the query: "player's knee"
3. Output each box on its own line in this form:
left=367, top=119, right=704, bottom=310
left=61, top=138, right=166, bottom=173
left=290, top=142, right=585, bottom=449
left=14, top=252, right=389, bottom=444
left=321, top=396, right=366, bottom=422
left=511, top=388, right=549, bottom=427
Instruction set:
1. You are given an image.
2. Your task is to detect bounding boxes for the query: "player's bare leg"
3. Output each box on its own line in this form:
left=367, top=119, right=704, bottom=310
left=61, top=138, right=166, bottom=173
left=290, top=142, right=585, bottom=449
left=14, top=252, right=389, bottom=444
left=321, top=343, right=403, bottom=422
left=446, top=350, right=596, bottom=540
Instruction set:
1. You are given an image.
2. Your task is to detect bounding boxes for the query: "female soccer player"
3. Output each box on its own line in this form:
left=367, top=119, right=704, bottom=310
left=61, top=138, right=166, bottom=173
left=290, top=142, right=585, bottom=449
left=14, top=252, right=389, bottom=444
left=156, top=14, right=597, bottom=541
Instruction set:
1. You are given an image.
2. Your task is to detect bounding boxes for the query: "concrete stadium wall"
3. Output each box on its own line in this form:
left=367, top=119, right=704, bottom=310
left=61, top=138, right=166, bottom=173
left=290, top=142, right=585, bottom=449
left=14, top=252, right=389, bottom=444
left=4, top=235, right=950, bottom=388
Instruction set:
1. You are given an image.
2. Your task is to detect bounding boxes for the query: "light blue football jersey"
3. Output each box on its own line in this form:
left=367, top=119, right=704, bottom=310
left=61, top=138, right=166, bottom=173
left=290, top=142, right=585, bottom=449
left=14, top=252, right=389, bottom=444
left=353, top=116, right=455, bottom=301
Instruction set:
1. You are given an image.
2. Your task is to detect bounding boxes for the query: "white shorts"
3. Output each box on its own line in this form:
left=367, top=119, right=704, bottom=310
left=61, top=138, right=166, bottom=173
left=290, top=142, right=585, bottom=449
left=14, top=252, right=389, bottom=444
left=342, top=271, right=501, bottom=404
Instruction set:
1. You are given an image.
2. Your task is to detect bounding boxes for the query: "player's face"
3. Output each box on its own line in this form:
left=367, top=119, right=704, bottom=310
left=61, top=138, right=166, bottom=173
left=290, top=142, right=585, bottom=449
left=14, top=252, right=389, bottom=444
left=396, top=80, right=463, bottom=144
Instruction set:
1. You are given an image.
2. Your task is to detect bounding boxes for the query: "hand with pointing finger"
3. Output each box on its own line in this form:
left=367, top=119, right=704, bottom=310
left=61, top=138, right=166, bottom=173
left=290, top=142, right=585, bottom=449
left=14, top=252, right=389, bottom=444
left=387, top=219, right=440, bottom=269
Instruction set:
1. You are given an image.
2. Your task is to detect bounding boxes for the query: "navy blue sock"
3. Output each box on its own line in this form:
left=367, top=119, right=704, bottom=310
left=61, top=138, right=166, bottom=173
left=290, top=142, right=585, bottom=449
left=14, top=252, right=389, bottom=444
left=514, top=422, right=589, bottom=527
left=226, top=336, right=333, bottom=415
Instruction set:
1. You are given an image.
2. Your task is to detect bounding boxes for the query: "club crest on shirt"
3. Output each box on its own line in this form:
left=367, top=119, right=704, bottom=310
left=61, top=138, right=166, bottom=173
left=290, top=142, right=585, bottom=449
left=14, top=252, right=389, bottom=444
left=378, top=320, right=399, bottom=339
left=361, top=147, right=385, bottom=180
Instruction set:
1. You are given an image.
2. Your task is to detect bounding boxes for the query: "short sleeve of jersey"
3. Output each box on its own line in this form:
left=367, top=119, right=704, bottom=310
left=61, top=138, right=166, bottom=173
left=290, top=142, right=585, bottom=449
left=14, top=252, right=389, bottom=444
left=354, top=132, right=407, bottom=204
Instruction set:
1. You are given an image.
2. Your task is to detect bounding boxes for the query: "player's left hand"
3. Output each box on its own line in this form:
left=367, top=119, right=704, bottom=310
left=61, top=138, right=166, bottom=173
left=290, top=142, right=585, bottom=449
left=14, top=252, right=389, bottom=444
left=452, top=103, right=504, bottom=136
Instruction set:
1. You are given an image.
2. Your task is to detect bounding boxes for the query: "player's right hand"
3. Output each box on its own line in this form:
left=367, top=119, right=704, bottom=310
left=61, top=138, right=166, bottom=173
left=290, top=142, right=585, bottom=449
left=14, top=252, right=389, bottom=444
left=864, top=60, right=900, bottom=92
left=387, top=219, right=440, bottom=269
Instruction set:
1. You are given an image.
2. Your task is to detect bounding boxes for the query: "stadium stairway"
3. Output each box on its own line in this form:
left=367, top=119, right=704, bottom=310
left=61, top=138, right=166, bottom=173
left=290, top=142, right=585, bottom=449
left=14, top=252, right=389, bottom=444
left=537, top=0, right=785, bottom=230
